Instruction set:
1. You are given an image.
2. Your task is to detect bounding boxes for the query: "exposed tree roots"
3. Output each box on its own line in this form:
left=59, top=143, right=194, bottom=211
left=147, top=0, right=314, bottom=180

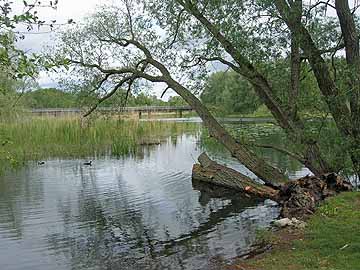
left=279, top=173, right=353, bottom=218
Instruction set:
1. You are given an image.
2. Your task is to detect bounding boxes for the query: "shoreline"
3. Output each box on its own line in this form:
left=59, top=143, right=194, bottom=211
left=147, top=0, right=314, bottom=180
left=220, top=191, right=360, bottom=270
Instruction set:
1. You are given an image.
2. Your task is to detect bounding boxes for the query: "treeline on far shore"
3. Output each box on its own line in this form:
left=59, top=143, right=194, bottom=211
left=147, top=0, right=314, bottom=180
left=18, top=88, right=188, bottom=109
left=1, top=60, right=340, bottom=117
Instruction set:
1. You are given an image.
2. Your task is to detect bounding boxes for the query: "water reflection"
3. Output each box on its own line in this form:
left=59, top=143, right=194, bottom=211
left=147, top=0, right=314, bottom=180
left=202, top=122, right=312, bottom=179
left=0, top=126, right=308, bottom=270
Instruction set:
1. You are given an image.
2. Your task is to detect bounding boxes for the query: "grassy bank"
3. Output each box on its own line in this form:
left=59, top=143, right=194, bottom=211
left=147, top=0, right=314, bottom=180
left=0, top=117, right=199, bottom=171
left=230, top=192, right=360, bottom=270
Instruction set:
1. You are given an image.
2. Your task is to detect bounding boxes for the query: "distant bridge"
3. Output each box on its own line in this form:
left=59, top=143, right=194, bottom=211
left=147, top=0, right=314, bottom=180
left=30, top=106, right=194, bottom=117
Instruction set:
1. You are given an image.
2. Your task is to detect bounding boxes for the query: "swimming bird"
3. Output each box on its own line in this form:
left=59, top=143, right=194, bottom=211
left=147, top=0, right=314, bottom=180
left=37, top=161, right=45, bottom=165
left=83, top=160, right=92, bottom=166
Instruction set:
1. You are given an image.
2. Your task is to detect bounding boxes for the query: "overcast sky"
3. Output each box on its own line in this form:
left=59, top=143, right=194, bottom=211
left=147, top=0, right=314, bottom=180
left=16, top=0, right=178, bottom=99
left=14, top=0, right=219, bottom=100
left=16, top=0, right=116, bottom=89
left=17, top=0, right=114, bottom=52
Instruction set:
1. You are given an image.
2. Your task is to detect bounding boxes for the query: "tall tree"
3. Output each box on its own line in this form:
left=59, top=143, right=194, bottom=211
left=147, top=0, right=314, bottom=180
left=0, top=0, right=61, bottom=80
left=53, top=0, right=360, bottom=183
left=53, top=3, right=287, bottom=185
left=147, top=0, right=359, bottom=177
left=201, top=71, right=261, bottom=114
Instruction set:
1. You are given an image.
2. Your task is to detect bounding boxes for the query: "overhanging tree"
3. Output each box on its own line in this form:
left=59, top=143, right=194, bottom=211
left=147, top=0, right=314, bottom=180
left=53, top=3, right=288, bottom=186
left=0, top=0, right=62, bottom=80
left=53, top=0, right=359, bottom=187
left=150, top=0, right=359, bottom=178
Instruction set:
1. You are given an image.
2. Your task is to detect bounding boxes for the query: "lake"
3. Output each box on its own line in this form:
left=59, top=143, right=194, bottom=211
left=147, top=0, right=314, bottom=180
left=0, top=120, right=309, bottom=270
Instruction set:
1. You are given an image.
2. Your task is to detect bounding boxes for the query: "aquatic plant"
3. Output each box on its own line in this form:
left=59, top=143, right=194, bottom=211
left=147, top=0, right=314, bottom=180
left=0, top=117, right=199, bottom=172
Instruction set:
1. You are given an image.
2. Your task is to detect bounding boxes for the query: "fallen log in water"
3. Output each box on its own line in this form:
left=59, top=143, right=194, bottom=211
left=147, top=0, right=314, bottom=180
left=192, top=153, right=279, bottom=200
left=192, top=153, right=353, bottom=218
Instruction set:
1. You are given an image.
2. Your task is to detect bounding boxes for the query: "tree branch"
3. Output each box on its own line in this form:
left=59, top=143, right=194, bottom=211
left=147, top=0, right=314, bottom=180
left=84, top=75, right=137, bottom=117
left=177, top=0, right=295, bottom=132
left=161, top=86, right=171, bottom=98
left=200, top=56, right=240, bottom=71
left=247, top=143, right=305, bottom=164
left=123, top=76, right=136, bottom=107
left=275, top=0, right=353, bottom=138
left=306, top=0, right=336, bottom=16
left=300, top=43, right=345, bottom=60
left=166, top=8, right=186, bottom=49
left=70, top=59, right=136, bottom=75
left=124, top=0, right=135, bottom=39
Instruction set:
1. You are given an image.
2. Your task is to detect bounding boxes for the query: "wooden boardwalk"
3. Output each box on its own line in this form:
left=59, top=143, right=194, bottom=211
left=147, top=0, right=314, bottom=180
left=30, top=106, right=194, bottom=117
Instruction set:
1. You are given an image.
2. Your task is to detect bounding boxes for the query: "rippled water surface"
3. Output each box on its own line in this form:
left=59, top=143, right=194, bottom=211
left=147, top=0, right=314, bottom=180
left=0, top=123, right=308, bottom=270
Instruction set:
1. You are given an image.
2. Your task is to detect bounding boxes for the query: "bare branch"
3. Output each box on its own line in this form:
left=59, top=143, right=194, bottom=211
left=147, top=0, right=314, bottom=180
left=135, top=59, right=149, bottom=71
left=124, top=0, right=135, bottom=39
left=70, top=59, right=135, bottom=75
left=331, top=35, right=344, bottom=82
left=166, top=9, right=186, bottom=49
left=300, top=43, right=345, bottom=60
left=200, top=56, right=240, bottom=71
left=305, top=0, right=336, bottom=17
left=123, top=77, right=136, bottom=107
left=161, top=86, right=171, bottom=98
left=181, top=55, right=241, bottom=73
left=84, top=75, right=137, bottom=117
left=96, top=74, right=112, bottom=89
left=351, top=4, right=360, bottom=14
left=247, top=143, right=305, bottom=164
left=99, top=36, right=153, bottom=59
left=70, top=58, right=165, bottom=84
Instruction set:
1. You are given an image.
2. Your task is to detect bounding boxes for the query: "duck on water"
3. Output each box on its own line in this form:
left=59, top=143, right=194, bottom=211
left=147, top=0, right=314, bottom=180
left=83, top=160, right=93, bottom=166
left=38, top=160, right=93, bottom=166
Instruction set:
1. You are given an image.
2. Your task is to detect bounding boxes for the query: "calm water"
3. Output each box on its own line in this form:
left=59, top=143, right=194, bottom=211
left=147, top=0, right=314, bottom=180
left=0, top=123, right=309, bottom=270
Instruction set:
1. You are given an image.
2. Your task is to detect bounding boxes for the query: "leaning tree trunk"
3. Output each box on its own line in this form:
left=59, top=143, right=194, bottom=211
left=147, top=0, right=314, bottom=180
left=116, top=36, right=287, bottom=186
left=166, top=78, right=288, bottom=186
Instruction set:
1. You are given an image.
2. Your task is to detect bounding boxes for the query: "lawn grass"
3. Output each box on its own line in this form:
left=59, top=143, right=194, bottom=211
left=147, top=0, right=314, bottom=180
left=243, top=192, right=360, bottom=270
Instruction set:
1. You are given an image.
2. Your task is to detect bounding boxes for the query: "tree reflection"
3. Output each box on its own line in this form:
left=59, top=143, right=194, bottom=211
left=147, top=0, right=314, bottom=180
left=45, top=171, right=278, bottom=270
left=0, top=127, right=284, bottom=270
left=0, top=166, right=45, bottom=239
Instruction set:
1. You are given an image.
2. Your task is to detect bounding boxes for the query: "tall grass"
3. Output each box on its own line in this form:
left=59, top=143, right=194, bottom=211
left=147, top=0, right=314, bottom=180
left=0, top=116, right=199, bottom=171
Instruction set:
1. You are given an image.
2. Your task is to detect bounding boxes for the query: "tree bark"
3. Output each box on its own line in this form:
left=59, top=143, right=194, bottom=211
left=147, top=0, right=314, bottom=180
left=289, top=0, right=302, bottom=120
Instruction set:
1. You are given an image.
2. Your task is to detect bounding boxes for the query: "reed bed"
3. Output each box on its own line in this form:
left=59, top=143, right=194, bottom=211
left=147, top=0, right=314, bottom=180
left=0, top=117, right=199, bottom=171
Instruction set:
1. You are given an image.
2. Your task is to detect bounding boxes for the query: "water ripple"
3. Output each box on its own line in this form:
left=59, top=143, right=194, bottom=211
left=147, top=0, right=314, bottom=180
left=0, top=134, right=281, bottom=270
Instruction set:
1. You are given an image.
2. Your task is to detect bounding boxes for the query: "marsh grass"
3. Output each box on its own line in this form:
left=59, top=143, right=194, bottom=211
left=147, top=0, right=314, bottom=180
left=0, top=116, right=199, bottom=171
